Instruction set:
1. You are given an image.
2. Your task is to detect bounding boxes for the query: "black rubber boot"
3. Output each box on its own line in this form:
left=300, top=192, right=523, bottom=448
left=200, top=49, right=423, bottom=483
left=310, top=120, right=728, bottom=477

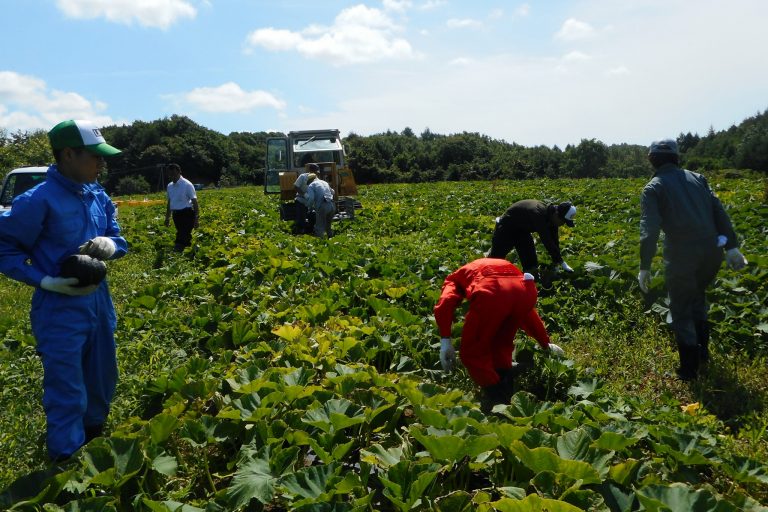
left=84, top=424, right=105, bottom=443
left=676, top=345, right=700, bottom=381
left=480, top=381, right=510, bottom=414
left=696, top=320, right=710, bottom=364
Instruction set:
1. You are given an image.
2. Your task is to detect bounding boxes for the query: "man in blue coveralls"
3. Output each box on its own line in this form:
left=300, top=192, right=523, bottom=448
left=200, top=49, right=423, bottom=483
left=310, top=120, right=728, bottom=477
left=0, top=120, right=128, bottom=461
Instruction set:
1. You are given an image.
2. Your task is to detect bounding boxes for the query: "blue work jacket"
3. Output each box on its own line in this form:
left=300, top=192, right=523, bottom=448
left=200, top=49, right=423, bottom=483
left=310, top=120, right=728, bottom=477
left=0, top=165, right=127, bottom=287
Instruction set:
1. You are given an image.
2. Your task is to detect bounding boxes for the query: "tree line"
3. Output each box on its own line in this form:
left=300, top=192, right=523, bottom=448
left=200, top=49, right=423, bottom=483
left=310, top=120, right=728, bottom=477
left=1, top=109, right=766, bottom=195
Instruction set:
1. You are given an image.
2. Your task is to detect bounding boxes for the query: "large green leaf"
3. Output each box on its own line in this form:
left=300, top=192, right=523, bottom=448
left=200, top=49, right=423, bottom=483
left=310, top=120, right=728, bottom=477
left=636, top=483, right=741, bottom=512
left=225, top=451, right=276, bottom=508
left=279, top=463, right=341, bottom=500
left=508, top=441, right=602, bottom=484
left=148, top=413, right=180, bottom=444
left=493, top=494, right=584, bottom=511
left=302, top=399, right=366, bottom=433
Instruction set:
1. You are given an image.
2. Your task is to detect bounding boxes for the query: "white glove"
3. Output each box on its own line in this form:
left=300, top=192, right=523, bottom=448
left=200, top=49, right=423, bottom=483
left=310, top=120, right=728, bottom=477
left=548, top=343, right=565, bottom=357
left=560, top=261, right=574, bottom=272
left=725, top=248, right=747, bottom=270
left=439, top=338, right=455, bottom=372
left=79, top=237, right=116, bottom=260
left=40, top=276, right=98, bottom=296
left=716, top=235, right=727, bottom=248
left=638, top=270, right=650, bottom=294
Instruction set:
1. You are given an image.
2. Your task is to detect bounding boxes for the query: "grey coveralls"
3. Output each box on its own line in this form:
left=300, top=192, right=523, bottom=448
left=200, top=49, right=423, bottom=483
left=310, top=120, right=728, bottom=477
left=640, top=163, right=738, bottom=377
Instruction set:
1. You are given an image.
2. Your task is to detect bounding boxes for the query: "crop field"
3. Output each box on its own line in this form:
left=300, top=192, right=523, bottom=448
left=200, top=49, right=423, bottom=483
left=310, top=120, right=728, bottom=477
left=0, top=178, right=767, bottom=510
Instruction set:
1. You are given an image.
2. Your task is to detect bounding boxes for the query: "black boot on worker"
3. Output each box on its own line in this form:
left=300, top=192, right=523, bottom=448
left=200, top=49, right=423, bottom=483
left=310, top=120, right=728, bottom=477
left=480, top=368, right=517, bottom=414
left=676, top=344, right=700, bottom=382
left=84, top=423, right=105, bottom=444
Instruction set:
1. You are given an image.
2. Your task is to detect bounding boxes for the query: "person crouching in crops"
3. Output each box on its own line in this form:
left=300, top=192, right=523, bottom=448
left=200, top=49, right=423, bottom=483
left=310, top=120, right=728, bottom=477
left=434, top=257, right=563, bottom=413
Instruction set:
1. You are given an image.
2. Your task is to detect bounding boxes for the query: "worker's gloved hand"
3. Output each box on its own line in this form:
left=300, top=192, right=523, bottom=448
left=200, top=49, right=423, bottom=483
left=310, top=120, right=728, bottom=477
left=548, top=343, right=565, bottom=357
left=725, top=248, right=748, bottom=270
left=79, top=237, right=116, bottom=260
left=439, top=338, right=455, bottom=372
left=40, top=276, right=98, bottom=296
left=560, top=261, right=574, bottom=273
left=717, top=235, right=727, bottom=248
left=638, top=270, right=650, bottom=294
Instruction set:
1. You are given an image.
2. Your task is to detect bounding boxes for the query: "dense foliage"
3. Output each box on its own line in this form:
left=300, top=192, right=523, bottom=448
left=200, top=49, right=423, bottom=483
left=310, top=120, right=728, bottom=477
left=0, top=178, right=766, bottom=510
left=2, top=109, right=767, bottom=194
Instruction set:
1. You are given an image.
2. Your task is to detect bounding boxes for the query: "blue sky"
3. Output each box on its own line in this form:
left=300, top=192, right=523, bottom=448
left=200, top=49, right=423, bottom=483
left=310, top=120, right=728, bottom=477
left=2, top=0, right=767, bottom=147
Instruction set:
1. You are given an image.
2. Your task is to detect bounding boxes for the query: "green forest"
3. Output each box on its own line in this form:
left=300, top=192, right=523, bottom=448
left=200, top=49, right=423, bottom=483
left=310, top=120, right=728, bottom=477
left=2, top=109, right=767, bottom=194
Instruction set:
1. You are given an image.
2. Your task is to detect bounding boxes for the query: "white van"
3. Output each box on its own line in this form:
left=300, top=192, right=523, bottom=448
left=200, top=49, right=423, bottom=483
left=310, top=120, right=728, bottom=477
left=0, top=166, right=49, bottom=215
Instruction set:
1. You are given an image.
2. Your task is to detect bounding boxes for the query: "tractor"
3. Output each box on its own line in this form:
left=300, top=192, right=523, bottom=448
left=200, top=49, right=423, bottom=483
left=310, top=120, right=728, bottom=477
left=264, top=129, right=360, bottom=224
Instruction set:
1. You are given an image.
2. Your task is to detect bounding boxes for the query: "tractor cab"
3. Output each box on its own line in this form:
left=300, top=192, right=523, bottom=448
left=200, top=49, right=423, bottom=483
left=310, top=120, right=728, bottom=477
left=265, top=129, right=359, bottom=221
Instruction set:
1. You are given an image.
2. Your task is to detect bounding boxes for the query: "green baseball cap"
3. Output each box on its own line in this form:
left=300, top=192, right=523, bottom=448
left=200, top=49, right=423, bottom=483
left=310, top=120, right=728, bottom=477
left=48, top=120, right=122, bottom=156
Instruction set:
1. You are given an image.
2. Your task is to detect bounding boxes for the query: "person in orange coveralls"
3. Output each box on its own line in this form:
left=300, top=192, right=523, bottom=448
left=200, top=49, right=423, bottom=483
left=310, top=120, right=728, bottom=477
left=434, top=257, right=563, bottom=412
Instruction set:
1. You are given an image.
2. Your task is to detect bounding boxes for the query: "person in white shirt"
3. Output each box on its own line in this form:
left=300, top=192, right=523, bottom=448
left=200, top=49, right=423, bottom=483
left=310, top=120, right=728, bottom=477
left=164, top=163, right=199, bottom=251
left=304, top=172, right=336, bottom=238
left=292, top=163, right=317, bottom=234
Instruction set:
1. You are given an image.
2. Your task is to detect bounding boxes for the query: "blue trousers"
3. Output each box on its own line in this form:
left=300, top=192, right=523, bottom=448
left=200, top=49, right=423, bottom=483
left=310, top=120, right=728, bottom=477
left=31, top=285, right=118, bottom=459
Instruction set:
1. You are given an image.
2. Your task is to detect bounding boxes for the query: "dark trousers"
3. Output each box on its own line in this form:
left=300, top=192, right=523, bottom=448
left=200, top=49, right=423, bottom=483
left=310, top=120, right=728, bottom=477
left=172, top=208, right=195, bottom=250
left=665, top=241, right=723, bottom=378
left=293, top=201, right=313, bottom=234
left=489, top=225, right=538, bottom=273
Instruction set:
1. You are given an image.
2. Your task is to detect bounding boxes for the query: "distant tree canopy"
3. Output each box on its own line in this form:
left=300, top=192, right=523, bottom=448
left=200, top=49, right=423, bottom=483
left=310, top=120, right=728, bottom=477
left=1, top=109, right=766, bottom=194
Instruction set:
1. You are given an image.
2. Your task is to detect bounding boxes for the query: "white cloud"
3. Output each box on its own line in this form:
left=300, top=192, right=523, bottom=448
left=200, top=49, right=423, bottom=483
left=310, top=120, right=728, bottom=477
left=0, top=71, right=115, bottom=131
left=555, top=18, right=595, bottom=41
left=446, top=18, right=483, bottom=29
left=514, top=4, right=530, bottom=17
left=419, top=0, right=446, bottom=10
left=174, top=82, right=285, bottom=113
left=55, top=0, right=196, bottom=29
left=489, top=9, right=504, bottom=20
left=563, top=51, right=591, bottom=62
left=383, top=0, right=412, bottom=12
left=449, top=57, right=472, bottom=66
left=606, top=65, right=629, bottom=76
left=244, top=4, right=416, bottom=65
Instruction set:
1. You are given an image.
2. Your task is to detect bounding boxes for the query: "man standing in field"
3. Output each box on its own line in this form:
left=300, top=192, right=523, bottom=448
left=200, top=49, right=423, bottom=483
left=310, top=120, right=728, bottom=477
left=434, top=258, right=563, bottom=412
left=489, top=199, right=577, bottom=275
left=292, top=163, right=317, bottom=234
left=304, top=170, right=336, bottom=238
left=639, top=139, right=748, bottom=381
left=0, top=120, right=127, bottom=461
left=164, top=163, right=199, bottom=251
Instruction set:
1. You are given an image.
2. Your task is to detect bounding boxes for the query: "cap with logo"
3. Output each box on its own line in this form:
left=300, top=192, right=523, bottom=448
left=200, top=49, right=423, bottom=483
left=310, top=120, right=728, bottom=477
left=557, top=201, right=577, bottom=227
left=648, top=139, right=679, bottom=156
left=48, top=120, right=122, bottom=156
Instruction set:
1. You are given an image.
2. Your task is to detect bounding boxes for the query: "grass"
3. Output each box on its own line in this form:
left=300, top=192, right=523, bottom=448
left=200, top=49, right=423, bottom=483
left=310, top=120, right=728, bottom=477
left=1, top=180, right=766, bottom=494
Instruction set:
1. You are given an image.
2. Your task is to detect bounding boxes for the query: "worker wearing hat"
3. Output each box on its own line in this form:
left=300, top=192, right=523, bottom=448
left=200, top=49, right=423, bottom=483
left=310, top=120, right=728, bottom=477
left=434, top=258, right=564, bottom=413
left=0, top=120, right=127, bottom=460
left=489, top=199, right=577, bottom=275
left=292, top=163, right=319, bottom=234
left=304, top=167, right=336, bottom=238
left=639, top=138, right=747, bottom=381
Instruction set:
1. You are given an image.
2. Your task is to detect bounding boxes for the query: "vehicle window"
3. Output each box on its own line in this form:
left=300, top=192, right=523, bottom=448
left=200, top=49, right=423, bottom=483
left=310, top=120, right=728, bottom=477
left=267, top=139, right=289, bottom=170
left=1, top=173, right=47, bottom=206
